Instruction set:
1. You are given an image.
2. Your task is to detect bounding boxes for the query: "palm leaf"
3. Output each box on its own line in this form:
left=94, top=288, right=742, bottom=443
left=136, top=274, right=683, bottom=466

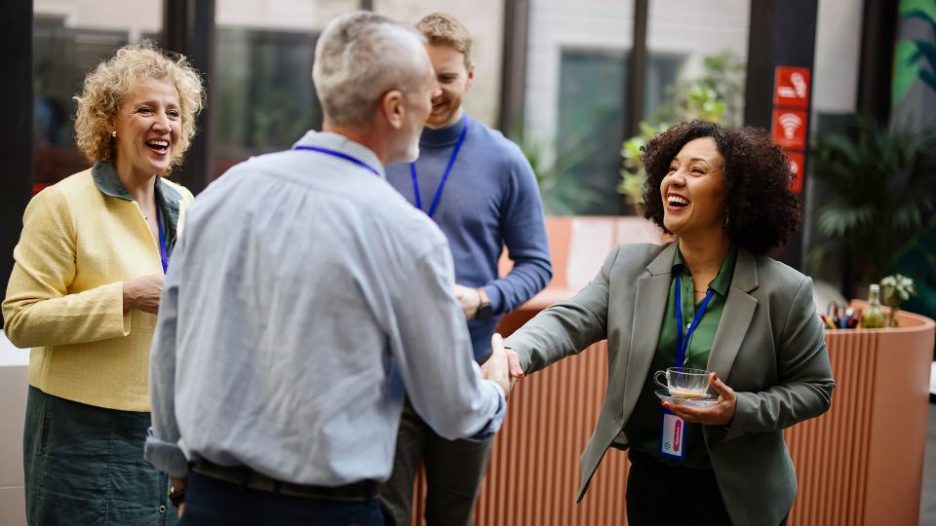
left=811, top=116, right=936, bottom=284
left=893, top=40, right=923, bottom=105
left=919, top=68, right=936, bottom=92
left=817, top=202, right=876, bottom=238
left=910, top=40, right=936, bottom=71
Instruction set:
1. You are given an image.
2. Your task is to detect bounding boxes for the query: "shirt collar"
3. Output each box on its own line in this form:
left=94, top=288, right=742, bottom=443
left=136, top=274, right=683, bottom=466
left=292, top=130, right=385, bottom=178
left=419, top=112, right=469, bottom=148
left=91, top=161, right=133, bottom=200
left=91, top=160, right=184, bottom=250
left=91, top=160, right=183, bottom=206
left=673, top=245, right=738, bottom=296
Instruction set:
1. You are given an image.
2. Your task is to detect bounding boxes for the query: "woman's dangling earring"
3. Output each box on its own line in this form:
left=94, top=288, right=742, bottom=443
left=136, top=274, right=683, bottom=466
left=111, top=131, right=117, bottom=139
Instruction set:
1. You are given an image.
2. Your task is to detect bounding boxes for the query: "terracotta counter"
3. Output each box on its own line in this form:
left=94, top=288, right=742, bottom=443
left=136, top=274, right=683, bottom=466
left=412, top=305, right=934, bottom=526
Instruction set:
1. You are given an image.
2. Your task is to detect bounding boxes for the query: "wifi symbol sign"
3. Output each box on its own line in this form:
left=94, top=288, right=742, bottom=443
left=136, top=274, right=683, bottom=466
left=771, top=109, right=808, bottom=149
left=779, top=113, right=802, bottom=139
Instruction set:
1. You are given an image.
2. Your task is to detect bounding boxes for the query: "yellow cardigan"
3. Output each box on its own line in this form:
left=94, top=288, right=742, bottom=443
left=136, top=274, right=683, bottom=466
left=3, top=163, right=193, bottom=412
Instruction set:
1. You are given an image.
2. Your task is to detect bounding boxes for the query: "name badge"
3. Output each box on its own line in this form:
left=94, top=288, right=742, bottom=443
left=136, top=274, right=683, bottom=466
left=660, top=411, right=686, bottom=459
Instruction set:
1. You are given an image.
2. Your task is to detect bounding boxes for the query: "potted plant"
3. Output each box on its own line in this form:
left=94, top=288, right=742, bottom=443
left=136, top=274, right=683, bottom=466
left=880, top=274, right=918, bottom=327
left=809, top=117, right=936, bottom=297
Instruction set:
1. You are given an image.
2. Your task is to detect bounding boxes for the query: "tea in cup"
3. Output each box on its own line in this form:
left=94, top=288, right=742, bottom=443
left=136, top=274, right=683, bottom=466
left=653, top=367, right=712, bottom=400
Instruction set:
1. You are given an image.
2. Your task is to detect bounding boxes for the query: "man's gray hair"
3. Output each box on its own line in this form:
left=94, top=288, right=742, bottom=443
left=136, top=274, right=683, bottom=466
left=313, top=12, right=428, bottom=126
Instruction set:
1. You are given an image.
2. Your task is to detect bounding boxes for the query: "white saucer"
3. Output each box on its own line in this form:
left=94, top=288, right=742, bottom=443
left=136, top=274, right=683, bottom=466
left=655, top=389, right=719, bottom=408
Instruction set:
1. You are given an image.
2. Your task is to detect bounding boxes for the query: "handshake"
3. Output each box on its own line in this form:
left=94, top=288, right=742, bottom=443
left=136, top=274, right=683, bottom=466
left=480, top=333, right=525, bottom=399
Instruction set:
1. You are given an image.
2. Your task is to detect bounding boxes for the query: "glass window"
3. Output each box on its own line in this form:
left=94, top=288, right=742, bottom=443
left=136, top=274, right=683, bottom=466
left=646, top=0, right=749, bottom=126
left=212, top=27, right=320, bottom=178
left=554, top=49, right=626, bottom=215
left=524, top=0, right=749, bottom=215
left=32, top=2, right=163, bottom=191
left=553, top=49, right=681, bottom=215
left=523, top=0, right=636, bottom=215
left=212, top=0, right=359, bottom=180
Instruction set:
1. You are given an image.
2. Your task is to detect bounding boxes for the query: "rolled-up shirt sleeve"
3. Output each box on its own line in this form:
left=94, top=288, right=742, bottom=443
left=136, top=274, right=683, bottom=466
left=392, top=241, right=507, bottom=441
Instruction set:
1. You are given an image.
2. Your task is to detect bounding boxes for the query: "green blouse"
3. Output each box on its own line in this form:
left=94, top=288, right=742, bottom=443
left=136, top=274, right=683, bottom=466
left=624, top=245, right=738, bottom=469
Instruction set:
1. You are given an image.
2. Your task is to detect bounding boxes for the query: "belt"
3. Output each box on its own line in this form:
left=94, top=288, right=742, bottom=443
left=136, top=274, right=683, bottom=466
left=190, top=459, right=381, bottom=502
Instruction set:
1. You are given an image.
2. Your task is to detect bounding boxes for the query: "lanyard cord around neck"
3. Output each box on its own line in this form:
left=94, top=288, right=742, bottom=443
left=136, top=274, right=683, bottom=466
left=156, top=204, right=168, bottom=273
left=292, top=145, right=381, bottom=177
left=673, top=273, right=715, bottom=367
left=409, top=119, right=470, bottom=218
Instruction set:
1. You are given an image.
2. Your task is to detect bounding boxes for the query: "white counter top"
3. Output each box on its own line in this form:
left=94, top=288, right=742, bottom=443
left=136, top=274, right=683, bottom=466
left=0, top=333, right=29, bottom=367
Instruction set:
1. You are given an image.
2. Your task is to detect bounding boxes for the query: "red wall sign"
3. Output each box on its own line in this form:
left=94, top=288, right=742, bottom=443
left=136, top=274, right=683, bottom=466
left=773, top=66, right=811, bottom=109
left=786, top=152, right=805, bottom=194
left=771, top=109, right=808, bottom=150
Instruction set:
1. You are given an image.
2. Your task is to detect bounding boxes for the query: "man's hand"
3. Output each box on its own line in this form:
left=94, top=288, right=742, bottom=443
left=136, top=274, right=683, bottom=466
left=123, top=274, right=165, bottom=313
left=481, top=333, right=514, bottom=398
left=454, top=284, right=482, bottom=319
left=169, top=476, right=187, bottom=519
left=661, top=373, right=737, bottom=426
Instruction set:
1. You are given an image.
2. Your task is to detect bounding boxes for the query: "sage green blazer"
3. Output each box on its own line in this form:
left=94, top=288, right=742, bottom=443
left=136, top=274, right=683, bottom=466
left=505, top=242, right=835, bottom=526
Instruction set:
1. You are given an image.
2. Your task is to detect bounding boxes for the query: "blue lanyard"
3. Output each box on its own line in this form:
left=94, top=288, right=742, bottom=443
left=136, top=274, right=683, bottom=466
left=293, top=145, right=381, bottom=177
left=156, top=205, right=168, bottom=273
left=673, top=273, right=715, bottom=367
left=409, top=119, right=469, bottom=218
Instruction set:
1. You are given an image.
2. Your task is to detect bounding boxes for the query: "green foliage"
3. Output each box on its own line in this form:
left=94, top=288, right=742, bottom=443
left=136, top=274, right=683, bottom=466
left=893, top=0, right=936, bottom=105
left=910, top=40, right=936, bottom=91
left=900, top=0, right=936, bottom=22
left=515, top=128, right=607, bottom=215
left=893, top=40, right=923, bottom=105
left=653, top=51, right=746, bottom=127
left=618, top=122, right=668, bottom=208
left=810, top=117, right=936, bottom=288
left=618, top=51, right=745, bottom=208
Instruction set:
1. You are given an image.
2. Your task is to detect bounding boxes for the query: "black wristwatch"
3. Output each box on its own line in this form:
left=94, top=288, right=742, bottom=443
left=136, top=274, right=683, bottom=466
left=168, top=483, right=186, bottom=507
left=475, top=288, right=494, bottom=320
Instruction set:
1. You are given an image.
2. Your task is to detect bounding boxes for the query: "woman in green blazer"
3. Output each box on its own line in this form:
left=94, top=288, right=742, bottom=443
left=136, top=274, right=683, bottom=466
left=504, top=121, right=834, bottom=526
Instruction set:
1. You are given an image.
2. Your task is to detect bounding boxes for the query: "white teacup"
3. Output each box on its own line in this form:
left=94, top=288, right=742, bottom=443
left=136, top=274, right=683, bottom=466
left=653, top=367, right=712, bottom=400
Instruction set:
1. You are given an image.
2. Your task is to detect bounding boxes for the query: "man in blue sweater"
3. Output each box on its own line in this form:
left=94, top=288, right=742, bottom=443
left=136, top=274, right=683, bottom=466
left=380, top=12, right=552, bottom=526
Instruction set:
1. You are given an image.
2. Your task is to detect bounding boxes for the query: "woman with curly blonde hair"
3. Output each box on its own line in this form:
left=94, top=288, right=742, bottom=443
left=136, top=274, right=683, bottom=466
left=3, top=41, right=204, bottom=525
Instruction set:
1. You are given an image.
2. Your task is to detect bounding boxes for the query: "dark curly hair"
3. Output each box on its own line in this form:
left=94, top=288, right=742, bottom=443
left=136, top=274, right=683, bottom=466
left=641, top=120, right=802, bottom=255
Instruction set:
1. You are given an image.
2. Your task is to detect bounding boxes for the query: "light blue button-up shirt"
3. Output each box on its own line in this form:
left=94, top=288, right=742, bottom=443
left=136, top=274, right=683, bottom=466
left=145, top=131, right=506, bottom=485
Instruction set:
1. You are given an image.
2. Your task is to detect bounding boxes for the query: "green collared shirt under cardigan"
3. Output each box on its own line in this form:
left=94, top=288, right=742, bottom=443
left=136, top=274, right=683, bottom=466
left=625, top=245, right=738, bottom=468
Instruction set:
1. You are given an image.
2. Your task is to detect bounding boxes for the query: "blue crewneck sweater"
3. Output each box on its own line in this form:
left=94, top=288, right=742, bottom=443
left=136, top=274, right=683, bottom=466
left=386, top=113, right=552, bottom=362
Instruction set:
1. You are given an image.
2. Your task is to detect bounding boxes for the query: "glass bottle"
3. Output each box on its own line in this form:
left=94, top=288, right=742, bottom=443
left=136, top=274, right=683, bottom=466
left=862, top=284, right=885, bottom=329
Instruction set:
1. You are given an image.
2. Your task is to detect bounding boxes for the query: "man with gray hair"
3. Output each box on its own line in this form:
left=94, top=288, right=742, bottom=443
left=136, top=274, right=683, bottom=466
left=144, top=11, right=513, bottom=525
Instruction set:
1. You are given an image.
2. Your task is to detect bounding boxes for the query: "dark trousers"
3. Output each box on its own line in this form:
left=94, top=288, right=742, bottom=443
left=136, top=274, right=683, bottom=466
left=626, top=449, right=733, bottom=526
left=380, top=399, right=493, bottom=526
left=180, top=472, right=384, bottom=526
